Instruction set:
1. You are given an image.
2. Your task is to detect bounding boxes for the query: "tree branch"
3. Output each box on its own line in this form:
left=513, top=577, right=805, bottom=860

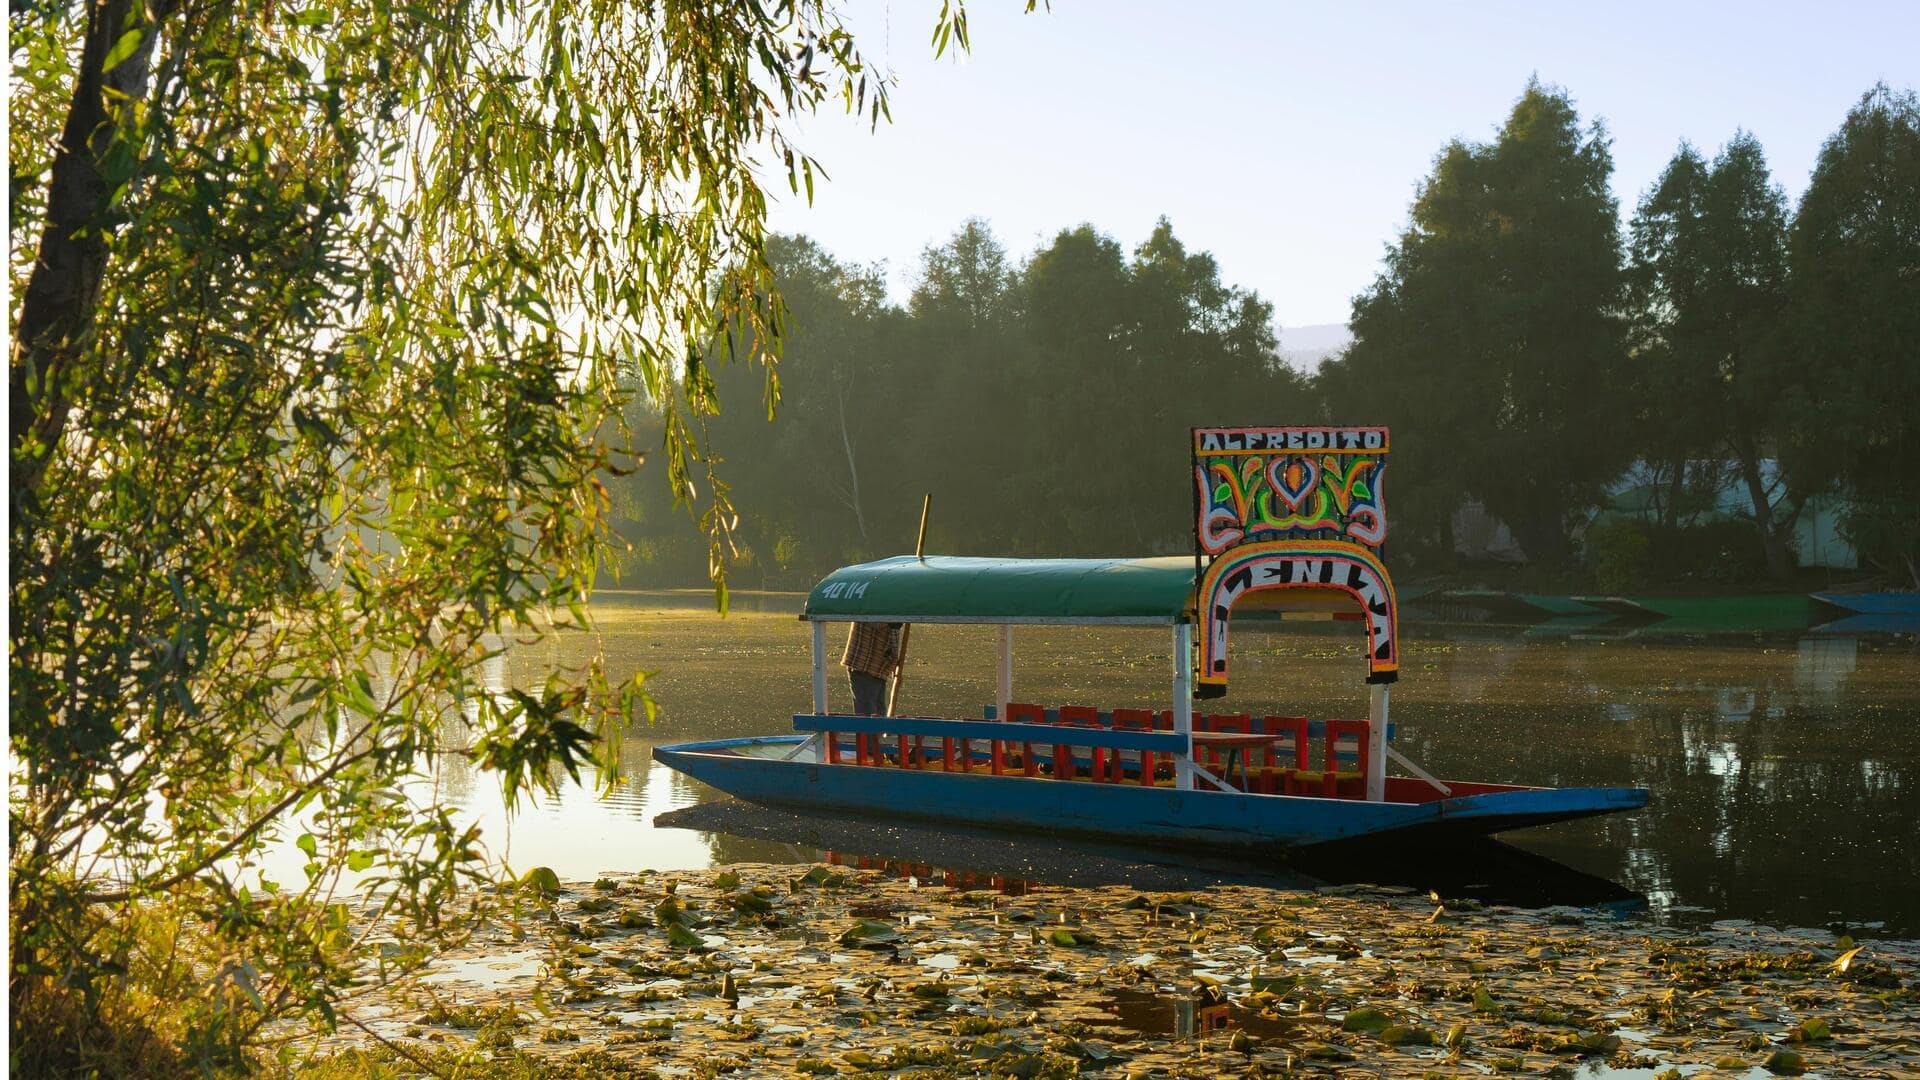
left=11, top=0, right=159, bottom=500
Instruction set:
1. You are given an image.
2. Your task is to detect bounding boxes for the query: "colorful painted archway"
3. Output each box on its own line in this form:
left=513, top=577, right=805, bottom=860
left=1193, top=539, right=1398, bottom=693
left=1190, top=426, right=1397, bottom=694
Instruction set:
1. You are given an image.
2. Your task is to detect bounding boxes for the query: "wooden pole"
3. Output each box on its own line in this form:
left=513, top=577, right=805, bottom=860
left=885, top=494, right=931, bottom=717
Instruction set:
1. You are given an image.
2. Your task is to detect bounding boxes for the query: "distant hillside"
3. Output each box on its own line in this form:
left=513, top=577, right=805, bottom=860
left=1278, top=322, right=1352, bottom=374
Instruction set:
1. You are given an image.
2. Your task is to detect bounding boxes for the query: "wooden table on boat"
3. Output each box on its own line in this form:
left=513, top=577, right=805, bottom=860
left=1188, top=731, right=1296, bottom=792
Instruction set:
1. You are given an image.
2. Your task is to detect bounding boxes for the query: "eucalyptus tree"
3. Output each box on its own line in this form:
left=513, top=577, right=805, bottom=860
left=905, top=219, right=1033, bottom=553
left=1790, top=85, right=1920, bottom=586
left=8, top=0, right=985, bottom=1069
left=1334, top=80, right=1629, bottom=566
left=1627, top=142, right=1720, bottom=530
left=1699, top=134, right=1801, bottom=580
left=1011, top=219, right=1291, bottom=554
left=1629, top=134, right=1802, bottom=579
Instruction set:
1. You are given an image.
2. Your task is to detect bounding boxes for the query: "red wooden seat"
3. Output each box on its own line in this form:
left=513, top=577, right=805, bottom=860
left=1260, top=715, right=1309, bottom=794
left=1005, top=702, right=1045, bottom=777
left=1192, top=712, right=1219, bottom=772
left=1058, top=705, right=1103, bottom=781
left=1155, top=710, right=1175, bottom=785
left=1109, top=708, right=1157, bottom=786
left=1322, top=718, right=1370, bottom=798
left=1202, top=713, right=1252, bottom=783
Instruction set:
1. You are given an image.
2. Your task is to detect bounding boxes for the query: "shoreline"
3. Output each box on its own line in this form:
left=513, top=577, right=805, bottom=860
left=312, top=865, right=1920, bottom=1078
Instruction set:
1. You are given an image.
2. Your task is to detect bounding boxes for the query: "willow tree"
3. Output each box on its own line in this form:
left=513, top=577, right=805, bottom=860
left=8, top=0, right=981, bottom=1070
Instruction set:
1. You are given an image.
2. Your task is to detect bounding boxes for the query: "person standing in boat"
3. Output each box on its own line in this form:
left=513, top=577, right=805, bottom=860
left=842, top=621, right=903, bottom=715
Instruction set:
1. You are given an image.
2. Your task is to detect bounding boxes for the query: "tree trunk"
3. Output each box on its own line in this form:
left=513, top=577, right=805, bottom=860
left=11, top=0, right=156, bottom=501
left=835, top=385, right=866, bottom=542
left=1666, top=456, right=1689, bottom=531
left=1733, top=443, right=1796, bottom=583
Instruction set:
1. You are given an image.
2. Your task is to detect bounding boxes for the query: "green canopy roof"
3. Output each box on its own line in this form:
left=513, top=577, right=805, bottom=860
left=803, top=556, right=1197, bottom=624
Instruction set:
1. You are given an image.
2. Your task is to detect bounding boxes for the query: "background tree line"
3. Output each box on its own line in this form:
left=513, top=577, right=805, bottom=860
left=619, top=217, right=1304, bottom=585
left=618, top=80, right=1920, bottom=591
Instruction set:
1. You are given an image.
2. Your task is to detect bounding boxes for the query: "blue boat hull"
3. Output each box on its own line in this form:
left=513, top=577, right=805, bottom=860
left=1812, top=591, right=1920, bottom=617
left=653, top=736, right=1648, bottom=849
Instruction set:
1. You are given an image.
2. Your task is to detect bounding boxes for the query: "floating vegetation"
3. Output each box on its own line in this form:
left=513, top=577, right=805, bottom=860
left=309, top=865, right=1920, bottom=1077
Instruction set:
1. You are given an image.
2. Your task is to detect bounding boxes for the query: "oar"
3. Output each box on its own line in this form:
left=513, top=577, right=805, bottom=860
left=884, top=493, right=931, bottom=718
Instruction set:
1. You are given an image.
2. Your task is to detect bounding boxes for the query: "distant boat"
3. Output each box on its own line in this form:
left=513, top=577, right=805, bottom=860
left=1812, top=591, right=1920, bottom=617
left=1810, top=612, right=1920, bottom=635
left=1440, top=589, right=1815, bottom=630
left=656, top=425, right=1647, bottom=851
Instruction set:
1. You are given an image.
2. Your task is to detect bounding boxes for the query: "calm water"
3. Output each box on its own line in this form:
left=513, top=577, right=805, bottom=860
left=426, top=592, right=1920, bottom=936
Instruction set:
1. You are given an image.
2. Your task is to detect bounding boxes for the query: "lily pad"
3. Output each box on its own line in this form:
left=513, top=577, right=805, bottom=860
left=653, top=896, right=684, bottom=927
left=731, top=889, right=774, bottom=914
left=1791, top=1017, right=1831, bottom=1042
left=1342, top=1007, right=1392, bottom=1033
left=1764, top=1049, right=1807, bottom=1074
left=519, top=866, right=562, bottom=898
left=1249, top=972, right=1298, bottom=994
left=839, top=919, right=901, bottom=947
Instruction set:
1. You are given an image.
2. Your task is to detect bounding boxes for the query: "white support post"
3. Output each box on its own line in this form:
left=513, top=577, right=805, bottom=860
left=1172, top=622, right=1195, bottom=791
left=996, top=624, right=1013, bottom=721
left=811, top=621, right=829, bottom=764
left=1367, top=682, right=1389, bottom=802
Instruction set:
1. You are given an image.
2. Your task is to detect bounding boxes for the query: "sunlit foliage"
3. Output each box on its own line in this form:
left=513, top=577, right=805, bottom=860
left=7, top=0, right=981, bottom=1070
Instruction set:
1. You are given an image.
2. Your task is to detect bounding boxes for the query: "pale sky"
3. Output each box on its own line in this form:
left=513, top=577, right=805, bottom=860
left=766, top=1, right=1920, bottom=329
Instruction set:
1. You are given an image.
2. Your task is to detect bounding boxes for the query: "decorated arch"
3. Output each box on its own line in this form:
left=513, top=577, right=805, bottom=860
left=1191, top=427, right=1397, bottom=693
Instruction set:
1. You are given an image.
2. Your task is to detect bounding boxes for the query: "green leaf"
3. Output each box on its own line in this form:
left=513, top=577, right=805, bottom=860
left=296, top=833, right=318, bottom=857
left=346, top=851, right=375, bottom=872
left=101, top=29, right=144, bottom=72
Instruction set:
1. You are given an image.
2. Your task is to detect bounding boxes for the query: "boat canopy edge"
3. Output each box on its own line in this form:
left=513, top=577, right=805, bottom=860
left=802, top=555, right=1196, bottom=625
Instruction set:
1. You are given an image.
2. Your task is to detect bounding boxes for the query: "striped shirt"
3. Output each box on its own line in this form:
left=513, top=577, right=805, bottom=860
left=841, top=622, right=902, bottom=678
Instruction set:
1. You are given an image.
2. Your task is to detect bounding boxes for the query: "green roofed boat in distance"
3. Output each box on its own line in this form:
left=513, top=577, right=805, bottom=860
left=1439, top=589, right=1816, bottom=632
left=654, top=425, right=1649, bottom=851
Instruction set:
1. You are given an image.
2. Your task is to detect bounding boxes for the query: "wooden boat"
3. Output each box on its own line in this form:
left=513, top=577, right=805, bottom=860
left=1812, top=591, right=1920, bottom=618
left=655, top=425, right=1648, bottom=850
left=1442, top=589, right=1816, bottom=630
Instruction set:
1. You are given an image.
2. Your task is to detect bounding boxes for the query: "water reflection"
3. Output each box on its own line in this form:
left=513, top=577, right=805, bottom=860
left=404, top=595, right=1918, bottom=936
left=654, top=801, right=1644, bottom=913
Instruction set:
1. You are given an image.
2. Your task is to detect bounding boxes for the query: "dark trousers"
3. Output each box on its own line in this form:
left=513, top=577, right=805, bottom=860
left=849, top=670, right=889, bottom=716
